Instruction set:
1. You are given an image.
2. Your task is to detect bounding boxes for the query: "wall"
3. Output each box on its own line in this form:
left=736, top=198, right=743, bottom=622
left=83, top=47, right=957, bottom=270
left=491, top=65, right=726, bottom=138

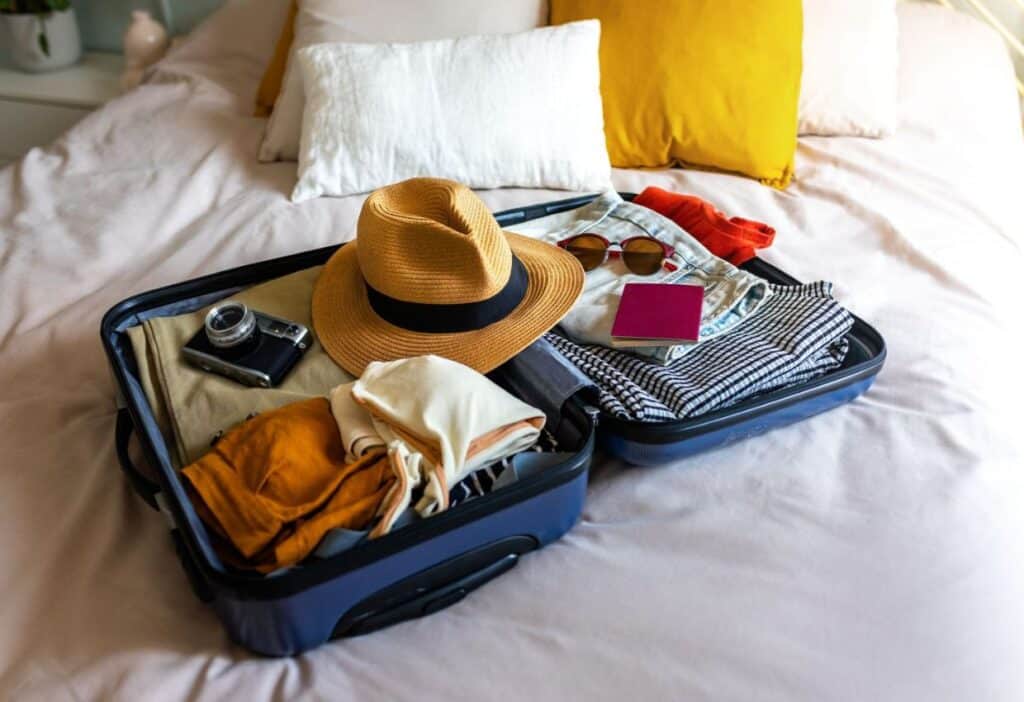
left=0, top=1, right=222, bottom=65
left=5, top=0, right=1022, bottom=99
left=75, top=0, right=223, bottom=51
left=935, top=0, right=1024, bottom=95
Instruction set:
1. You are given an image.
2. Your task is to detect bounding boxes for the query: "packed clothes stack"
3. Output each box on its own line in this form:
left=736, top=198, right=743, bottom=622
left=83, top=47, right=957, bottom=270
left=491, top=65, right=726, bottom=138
left=126, top=178, right=856, bottom=575
left=179, top=355, right=565, bottom=572
left=509, top=187, right=854, bottom=423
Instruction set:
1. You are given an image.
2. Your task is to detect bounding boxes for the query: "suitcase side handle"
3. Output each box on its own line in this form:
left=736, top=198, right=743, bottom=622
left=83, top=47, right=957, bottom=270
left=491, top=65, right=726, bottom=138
left=114, top=407, right=161, bottom=511
left=332, top=535, right=538, bottom=638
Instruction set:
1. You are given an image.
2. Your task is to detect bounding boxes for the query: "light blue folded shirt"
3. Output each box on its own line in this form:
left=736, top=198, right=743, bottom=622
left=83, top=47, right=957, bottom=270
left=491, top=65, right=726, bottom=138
left=508, top=191, right=771, bottom=363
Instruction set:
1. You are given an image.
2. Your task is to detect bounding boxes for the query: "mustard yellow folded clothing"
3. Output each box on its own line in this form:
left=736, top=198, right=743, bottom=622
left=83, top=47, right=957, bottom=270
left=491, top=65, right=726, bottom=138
left=182, top=397, right=394, bottom=573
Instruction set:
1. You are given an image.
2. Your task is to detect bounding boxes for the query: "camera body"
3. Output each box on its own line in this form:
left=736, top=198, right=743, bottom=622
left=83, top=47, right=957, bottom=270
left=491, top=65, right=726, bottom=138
left=182, top=302, right=311, bottom=387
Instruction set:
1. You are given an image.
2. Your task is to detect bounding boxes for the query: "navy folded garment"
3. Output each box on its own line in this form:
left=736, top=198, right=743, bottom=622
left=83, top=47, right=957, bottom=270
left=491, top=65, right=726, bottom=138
left=449, top=432, right=569, bottom=508
left=546, top=282, right=853, bottom=422
left=492, top=336, right=595, bottom=443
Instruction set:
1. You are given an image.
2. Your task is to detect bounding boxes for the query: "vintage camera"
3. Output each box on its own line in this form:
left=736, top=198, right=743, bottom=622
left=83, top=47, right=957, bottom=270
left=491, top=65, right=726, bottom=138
left=182, top=301, right=311, bottom=387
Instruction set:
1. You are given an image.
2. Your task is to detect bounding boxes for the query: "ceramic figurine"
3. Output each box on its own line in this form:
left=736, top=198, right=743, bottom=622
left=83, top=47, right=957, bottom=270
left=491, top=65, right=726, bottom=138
left=120, top=10, right=170, bottom=91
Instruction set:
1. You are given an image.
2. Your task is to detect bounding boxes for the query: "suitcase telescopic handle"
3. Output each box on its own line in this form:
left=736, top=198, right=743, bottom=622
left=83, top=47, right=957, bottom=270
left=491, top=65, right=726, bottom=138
left=114, top=408, right=161, bottom=511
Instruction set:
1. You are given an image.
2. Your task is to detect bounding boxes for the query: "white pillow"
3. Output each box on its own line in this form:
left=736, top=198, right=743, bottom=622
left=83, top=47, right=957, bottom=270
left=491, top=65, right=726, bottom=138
left=291, top=21, right=611, bottom=202
left=799, top=0, right=900, bottom=137
left=259, top=0, right=548, bottom=162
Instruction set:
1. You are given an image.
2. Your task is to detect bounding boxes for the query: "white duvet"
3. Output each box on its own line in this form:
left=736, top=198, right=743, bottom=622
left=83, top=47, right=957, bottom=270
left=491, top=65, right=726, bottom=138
left=1, top=2, right=1023, bottom=700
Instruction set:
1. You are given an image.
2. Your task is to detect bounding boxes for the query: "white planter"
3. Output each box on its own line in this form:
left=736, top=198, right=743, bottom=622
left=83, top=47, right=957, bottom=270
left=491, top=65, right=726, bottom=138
left=1, top=7, right=82, bottom=73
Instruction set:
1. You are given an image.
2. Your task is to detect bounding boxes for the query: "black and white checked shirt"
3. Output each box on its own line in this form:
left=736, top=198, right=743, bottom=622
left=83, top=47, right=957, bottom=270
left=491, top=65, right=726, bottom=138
left=546, top=282, right=853, bottom=422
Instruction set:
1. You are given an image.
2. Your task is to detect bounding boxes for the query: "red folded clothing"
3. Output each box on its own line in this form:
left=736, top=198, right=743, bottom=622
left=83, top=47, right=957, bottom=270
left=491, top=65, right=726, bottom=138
left=634, top=186, right=776, bottom=265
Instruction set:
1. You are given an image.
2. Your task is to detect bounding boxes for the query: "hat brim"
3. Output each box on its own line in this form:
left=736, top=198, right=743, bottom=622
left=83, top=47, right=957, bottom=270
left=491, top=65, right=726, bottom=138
left=312, top=232, right=585, bottom=376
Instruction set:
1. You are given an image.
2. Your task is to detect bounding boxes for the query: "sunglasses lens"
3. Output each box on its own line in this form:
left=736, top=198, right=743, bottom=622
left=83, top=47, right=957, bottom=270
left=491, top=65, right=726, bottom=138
left=622, top=238, right=665, bottom=275
left=564, top=234, right=607, bottom=272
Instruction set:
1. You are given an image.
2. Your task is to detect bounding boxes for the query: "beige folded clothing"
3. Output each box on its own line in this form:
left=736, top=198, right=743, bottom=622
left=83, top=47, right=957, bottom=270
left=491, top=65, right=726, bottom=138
left=350, top=356, right=545, bottom=523
left=329, top=381, right=386, bottom=461
left=371, top=441, right=424, bottom=539
left=127, top=266, right=351, bottom=466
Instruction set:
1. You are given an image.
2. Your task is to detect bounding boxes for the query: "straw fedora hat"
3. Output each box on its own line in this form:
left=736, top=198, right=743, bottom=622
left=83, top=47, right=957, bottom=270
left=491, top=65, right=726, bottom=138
left=312, top=178, right=584, bottom=376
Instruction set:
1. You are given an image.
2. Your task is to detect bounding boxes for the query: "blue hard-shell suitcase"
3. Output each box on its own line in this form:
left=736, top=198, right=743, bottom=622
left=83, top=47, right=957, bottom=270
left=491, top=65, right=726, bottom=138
left=101, top=193, right=884, bottom=656
left=102, top=243, right=596, bottom=657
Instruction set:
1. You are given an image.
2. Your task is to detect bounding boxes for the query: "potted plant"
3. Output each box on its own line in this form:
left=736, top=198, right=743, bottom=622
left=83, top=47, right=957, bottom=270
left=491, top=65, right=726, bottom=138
left=0, top=0, right=81, bottom=73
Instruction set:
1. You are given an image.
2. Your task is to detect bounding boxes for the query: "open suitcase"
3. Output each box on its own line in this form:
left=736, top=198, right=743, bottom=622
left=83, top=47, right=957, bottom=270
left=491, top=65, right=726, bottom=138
left=101, top=193, right=885, bottom=656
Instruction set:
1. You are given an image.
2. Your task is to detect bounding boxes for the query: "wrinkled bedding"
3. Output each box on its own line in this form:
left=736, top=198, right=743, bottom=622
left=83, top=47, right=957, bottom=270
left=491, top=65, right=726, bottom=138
left=1, top=2, right=1023, bottom=700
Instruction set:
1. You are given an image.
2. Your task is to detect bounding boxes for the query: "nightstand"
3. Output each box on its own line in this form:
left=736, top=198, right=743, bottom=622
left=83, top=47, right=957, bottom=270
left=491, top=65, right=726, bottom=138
left=0, top=52, right=123, bottom=167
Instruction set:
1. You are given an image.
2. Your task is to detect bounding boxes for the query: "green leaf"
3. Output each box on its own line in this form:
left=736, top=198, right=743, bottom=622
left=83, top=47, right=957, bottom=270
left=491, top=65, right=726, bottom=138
left=38, top=28, right=49, bottom=56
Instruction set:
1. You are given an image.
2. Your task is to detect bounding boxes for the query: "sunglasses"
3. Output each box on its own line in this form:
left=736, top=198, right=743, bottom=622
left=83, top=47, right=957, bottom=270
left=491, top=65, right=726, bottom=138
left=557, top=233, right=678, bottom=275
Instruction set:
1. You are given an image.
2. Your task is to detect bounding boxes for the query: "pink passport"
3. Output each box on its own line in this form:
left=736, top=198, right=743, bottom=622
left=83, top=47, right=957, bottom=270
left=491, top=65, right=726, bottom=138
left=610, top=283, right=704, bottom=348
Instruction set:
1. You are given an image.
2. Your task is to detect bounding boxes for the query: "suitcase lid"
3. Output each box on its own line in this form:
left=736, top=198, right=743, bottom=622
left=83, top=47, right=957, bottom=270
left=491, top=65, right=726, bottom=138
left=492, top=193, right=886, bottom=453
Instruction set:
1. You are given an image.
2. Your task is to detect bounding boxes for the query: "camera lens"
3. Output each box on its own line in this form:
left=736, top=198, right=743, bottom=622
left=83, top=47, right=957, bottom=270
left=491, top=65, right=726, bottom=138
left=208, top=305, right=246, bottom=332
left=204, top=302, right=260, bottom=356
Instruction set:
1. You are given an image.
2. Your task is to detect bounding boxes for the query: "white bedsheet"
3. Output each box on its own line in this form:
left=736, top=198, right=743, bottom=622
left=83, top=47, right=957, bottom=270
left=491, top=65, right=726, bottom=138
left=1, top=2, right=1023, bottom=700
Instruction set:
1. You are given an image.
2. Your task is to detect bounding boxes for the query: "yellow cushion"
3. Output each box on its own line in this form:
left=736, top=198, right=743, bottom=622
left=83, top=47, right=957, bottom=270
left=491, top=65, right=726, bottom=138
left=550, top=0, right=802, bottom=188
left=254, top=0, right=297, bottom=118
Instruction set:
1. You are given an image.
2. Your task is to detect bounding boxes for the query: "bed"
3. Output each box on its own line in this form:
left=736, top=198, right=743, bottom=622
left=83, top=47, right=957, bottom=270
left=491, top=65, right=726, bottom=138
left=1, top=2, right=1022, bottom=699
